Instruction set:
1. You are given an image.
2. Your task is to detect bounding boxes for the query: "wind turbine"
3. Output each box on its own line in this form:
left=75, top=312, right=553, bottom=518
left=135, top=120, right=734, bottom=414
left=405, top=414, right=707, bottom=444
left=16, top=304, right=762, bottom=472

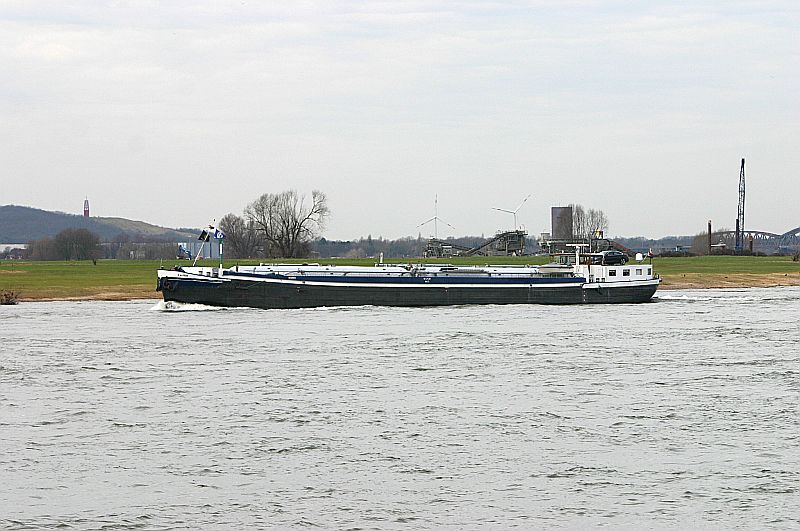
left=417, top=195, right=455, bottom=239
left=493, top=194, right=531, bottom=230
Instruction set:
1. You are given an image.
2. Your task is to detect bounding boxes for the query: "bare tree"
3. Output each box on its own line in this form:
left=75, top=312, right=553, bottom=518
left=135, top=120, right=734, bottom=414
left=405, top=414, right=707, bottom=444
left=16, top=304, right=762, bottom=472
left=218, top=213, right=261, bottom=258
left=570, top=204, right=586, bottom=239
left=245, top=190, right=330, bottom=258
left=570, top=204, right=609, bottom=239
left=586, top=208, right=609, bottom=237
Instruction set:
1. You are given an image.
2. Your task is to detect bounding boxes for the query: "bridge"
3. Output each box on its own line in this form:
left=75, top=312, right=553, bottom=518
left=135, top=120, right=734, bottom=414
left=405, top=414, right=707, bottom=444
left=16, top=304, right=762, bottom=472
left=714, top=227, right=800, bottom=249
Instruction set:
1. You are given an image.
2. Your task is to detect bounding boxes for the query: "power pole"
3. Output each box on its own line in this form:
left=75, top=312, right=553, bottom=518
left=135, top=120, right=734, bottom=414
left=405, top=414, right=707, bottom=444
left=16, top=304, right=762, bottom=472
left=735, top=158, right=745, bottom=253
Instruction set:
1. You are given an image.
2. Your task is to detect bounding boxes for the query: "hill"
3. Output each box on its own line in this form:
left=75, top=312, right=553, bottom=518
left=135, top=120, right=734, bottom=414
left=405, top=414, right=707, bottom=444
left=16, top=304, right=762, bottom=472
left=0, top=205, right=197, bottom=242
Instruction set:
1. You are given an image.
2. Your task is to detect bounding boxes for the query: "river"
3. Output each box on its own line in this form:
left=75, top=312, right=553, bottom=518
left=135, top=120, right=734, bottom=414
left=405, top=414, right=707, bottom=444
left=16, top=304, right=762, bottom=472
left=1, top=287, right=798, bottom=529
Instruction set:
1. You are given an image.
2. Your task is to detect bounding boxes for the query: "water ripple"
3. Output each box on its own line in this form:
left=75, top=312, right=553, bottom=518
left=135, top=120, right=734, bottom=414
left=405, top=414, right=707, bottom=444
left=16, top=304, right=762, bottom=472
left=1, top=289, right=799, bottom=529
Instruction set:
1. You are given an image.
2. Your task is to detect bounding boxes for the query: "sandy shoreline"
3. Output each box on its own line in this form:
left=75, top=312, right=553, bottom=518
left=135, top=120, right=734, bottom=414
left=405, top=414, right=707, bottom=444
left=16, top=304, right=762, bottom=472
left=659, top=273, right=800, bottom=290
left=19, top=293, right=157, bottom=302
left=9, top=274, right=799, bottom=302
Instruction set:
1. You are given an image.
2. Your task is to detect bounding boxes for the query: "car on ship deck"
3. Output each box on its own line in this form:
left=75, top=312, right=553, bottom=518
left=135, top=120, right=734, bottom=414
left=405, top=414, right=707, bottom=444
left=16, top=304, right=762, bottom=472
left=598, top=250, right=628, bottom=265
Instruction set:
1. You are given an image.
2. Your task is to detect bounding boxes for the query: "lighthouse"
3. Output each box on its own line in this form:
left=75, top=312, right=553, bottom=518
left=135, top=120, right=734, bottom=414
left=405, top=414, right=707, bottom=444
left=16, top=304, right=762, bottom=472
left=83, top=198, right=90, bottom=218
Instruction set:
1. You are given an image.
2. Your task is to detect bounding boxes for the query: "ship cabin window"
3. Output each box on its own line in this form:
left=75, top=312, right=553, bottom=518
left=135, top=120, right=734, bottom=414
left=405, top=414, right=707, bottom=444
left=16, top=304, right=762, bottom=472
left=636, top=268, right=643, bottom=275
left=647, top=267, right=652, bottom=275
left=623, top=269, right=630, bottom=276
left=609, top=270, right=617, bottom=277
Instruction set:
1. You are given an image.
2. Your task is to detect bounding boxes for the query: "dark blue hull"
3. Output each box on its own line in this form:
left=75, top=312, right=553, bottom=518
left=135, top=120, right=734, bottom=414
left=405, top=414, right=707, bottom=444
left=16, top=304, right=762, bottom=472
left=158, top=277, right=659, bottom=308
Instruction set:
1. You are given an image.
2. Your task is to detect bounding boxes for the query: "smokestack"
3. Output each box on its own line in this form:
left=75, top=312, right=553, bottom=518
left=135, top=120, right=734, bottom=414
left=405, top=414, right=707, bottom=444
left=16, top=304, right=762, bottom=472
left=84, top=198, right=90, bottom=218
left=708, top=220, right=712, bottom=256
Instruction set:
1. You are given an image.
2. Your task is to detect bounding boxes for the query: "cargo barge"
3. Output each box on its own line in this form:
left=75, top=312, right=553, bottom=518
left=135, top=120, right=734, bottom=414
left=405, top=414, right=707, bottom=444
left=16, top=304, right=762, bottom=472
left=156, top=249, right=660, bottom=309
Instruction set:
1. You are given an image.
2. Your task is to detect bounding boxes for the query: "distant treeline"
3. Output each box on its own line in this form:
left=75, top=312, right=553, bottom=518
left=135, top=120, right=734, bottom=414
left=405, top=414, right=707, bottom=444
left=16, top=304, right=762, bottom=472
left=5, top=205, right=742, bottom=262
left=9, top=229, right=545, bottom=261
left=7, top=230, right=707, bottom=261
left=613, top=235, right=695, bottom=253
left=25, top=229, right=102, bottom=261
left=10, top=229, right=181, bottom=261
left=311, top=235, right=542, bottom=259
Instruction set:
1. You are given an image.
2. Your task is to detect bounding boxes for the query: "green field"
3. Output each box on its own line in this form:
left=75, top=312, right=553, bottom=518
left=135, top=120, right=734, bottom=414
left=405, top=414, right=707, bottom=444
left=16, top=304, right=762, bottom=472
left=2, top=255, right=799, bottom=300
left=0, top=259, right=166, bottom=299
left=648, top=255, right=800, bottom=275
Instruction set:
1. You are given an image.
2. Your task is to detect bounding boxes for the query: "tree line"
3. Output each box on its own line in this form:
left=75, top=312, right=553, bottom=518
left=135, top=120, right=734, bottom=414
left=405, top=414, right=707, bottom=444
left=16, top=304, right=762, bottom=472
left=20, top=229, right=188, bottom=261
left=26, top=228, right=102, bottom=261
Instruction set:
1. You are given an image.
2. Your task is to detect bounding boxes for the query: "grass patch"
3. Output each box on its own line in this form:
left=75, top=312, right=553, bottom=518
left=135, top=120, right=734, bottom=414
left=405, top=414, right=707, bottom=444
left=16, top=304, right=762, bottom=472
left=650, top=255, right=800, bottom=275
left=2, top=255, right=799, bottom=300
left=652, top=256, right=800, bottom=289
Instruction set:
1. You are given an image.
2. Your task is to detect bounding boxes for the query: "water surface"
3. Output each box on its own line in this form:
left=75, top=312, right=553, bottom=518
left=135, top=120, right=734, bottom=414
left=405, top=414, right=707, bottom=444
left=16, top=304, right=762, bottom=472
left=2, top=288, right=799, bottom=529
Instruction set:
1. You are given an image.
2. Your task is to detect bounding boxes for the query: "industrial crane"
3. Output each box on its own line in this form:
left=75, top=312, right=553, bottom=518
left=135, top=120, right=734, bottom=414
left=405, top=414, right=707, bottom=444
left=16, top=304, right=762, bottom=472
left=735, top=158, right=745, bottom=252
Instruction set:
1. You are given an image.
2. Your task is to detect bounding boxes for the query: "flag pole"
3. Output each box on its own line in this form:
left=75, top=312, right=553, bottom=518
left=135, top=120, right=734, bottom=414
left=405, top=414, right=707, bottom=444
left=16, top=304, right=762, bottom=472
left=193, top=224, right=213, bottom=267
left=192, top=240, right=204, bottom=266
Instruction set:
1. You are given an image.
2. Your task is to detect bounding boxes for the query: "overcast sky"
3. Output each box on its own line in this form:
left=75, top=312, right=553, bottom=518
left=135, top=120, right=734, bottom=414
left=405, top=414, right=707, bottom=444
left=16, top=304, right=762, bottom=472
left=2, top=1, right=798, bottom=239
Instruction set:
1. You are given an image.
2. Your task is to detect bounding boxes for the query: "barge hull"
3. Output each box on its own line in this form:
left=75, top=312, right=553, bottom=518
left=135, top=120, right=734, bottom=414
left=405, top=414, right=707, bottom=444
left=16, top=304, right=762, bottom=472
left=160, top=278, right=658, bottom=308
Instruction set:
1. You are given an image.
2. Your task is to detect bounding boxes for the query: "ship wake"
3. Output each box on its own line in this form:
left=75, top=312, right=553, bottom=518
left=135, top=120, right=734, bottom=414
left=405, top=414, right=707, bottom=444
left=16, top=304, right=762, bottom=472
left=150, top=300, right=228, bottom=312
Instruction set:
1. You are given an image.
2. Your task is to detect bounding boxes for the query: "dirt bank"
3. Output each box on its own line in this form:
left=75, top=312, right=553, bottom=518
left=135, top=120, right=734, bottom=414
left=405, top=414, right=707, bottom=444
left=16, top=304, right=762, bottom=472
left=660, top=273, right=800, bottom=290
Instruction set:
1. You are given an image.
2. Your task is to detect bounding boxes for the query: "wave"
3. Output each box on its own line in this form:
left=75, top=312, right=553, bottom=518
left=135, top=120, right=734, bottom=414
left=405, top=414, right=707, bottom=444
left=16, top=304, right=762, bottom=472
left=149, top=300, right=230, bottom=312
left=655, top=294, right=714, bottom=302
left=656, top=290, right=800, bottom=304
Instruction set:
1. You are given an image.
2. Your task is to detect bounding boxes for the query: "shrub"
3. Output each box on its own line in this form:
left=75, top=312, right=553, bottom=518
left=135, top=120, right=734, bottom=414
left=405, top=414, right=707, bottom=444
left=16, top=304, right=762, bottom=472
left=0, top=290, right=19, bottom=305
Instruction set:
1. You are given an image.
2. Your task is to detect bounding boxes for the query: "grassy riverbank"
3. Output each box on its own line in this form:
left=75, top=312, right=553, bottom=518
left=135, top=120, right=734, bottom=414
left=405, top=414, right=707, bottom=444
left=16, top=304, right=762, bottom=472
left=648, top=256, right=800, bottom=289
left=2, top=256, right=800, bottom=301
